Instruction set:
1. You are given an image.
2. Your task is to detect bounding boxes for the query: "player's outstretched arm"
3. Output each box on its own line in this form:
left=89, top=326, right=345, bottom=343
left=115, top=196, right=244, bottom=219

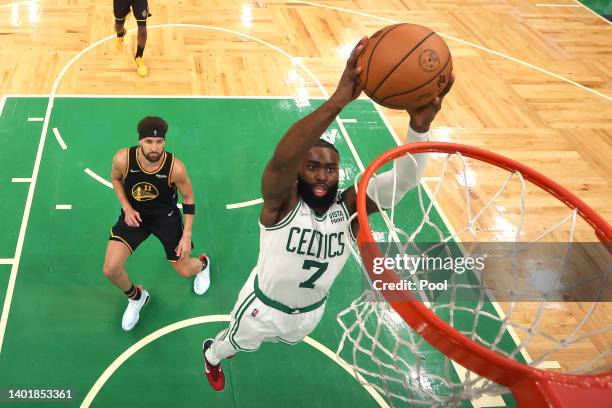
left=260, top=36, right=368, bottom=226
left=341, top=75, right=455, bottom=228
left=111, top=148, right=142, bottom=227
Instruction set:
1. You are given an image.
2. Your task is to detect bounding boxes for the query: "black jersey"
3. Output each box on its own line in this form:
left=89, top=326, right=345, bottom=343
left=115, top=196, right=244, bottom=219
left=122, top=146, right=178, bottom=218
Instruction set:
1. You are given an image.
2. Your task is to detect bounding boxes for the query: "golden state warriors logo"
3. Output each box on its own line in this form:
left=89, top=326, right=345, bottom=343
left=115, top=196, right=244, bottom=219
left=132, top=182, right=159, bottom=201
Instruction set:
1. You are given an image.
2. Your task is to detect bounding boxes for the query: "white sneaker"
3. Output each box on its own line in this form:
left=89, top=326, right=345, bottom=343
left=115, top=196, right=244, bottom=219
left=193, top=255, right=211, bottom=295
left=121, top=286, right=150, bottom=331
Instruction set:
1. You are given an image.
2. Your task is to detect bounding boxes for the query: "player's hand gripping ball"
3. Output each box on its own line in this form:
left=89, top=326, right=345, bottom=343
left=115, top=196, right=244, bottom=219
left=358, top=23, right=453, bottom=110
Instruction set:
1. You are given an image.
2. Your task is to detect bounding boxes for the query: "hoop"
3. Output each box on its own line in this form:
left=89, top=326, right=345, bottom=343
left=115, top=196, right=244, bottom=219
left=355, top=142, right=612, bottom=407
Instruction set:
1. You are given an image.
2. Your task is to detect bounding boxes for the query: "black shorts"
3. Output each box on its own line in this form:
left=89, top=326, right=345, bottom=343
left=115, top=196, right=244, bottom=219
left=113, top=0, right=150, bottom=25
left=109, top=209, right=193, bottom=262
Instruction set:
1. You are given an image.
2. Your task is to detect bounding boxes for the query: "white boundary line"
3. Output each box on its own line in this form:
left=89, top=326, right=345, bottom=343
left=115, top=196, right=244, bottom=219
left=52, top=127, right=67, bottom=150
left=573, top=0, right=611, bottom=24
left=55, top=205, right=72, bottom=210
left=27, top=117, right=43, bottom=122
left=11, top=178, right=32, bottom=183
left=0, top=28, right=132, bottom=356
left=0, top=259, right=14, bottom=265
left=0, top=95, right=5, bottom=118
left=288, top=0, right=612, bottom=102
left=84, top=168, right=113, bottom=189
left=79, top=315, right=388, bottom=408
left=226, top=197, right=263, bottom=209
left=4, top=94, right=332, bottom=99
left=421, top=176, right=442, bottom=182
left=536, top=360, right=562, bottom=369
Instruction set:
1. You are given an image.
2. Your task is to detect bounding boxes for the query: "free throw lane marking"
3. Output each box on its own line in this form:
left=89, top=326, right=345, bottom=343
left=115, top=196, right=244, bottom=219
left=226, top=198, right=264, bottom=210
left=84, top=168, right=113, bottom=189
left=53, top=128, right=67, bottom=150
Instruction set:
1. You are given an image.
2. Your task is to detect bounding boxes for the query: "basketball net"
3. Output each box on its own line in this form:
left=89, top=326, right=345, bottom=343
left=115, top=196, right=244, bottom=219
left=336, top=142, right=611, bottom=407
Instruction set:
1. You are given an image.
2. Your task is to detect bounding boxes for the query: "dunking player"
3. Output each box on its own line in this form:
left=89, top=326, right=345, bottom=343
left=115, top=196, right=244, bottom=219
left=102, top=116, right=211, bottom=331
left=201, top=37, right=454, bottom=391
left=113, top=0, right=151, bottom=76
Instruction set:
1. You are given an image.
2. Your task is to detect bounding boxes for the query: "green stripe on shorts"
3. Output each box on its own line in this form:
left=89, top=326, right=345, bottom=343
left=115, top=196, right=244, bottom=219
left=229, top=292, right=256, bottom=351
left=223, top=292, right=255, bottom=343
left=229, top=295, right=258, bottom=351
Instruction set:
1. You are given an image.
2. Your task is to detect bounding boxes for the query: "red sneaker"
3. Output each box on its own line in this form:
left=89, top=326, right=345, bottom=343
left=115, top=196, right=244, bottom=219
left=203, top=339, right=225, bottom=392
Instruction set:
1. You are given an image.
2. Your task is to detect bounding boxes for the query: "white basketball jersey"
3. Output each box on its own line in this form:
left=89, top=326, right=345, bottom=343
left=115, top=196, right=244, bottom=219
left=254, top=195, right=354, bottom=309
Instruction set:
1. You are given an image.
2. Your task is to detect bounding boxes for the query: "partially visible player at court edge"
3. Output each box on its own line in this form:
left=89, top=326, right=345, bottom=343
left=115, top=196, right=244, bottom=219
left=103, top=116, right=211, bottom=331
left=201, top=37, right=454, bottom=391
left=113, top=0, right=151, bottom=77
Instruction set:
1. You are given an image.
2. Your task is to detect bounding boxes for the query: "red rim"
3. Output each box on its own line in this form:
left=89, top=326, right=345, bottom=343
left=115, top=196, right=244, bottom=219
left=356, top=142, right=612, bottom=407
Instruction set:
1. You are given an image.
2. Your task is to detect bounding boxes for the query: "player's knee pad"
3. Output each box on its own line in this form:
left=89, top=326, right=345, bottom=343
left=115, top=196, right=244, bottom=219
left=136, top=19, right=147, bottom=27
left=114, top=17, right=126, bottom=25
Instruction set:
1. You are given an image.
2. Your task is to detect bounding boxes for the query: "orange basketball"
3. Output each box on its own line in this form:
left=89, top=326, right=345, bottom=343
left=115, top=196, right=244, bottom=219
left=358, top=23, right=453, bottom=110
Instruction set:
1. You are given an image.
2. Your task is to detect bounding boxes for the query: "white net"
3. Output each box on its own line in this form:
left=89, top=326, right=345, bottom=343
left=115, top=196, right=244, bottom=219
left=336, top=148, right=611, bottom=407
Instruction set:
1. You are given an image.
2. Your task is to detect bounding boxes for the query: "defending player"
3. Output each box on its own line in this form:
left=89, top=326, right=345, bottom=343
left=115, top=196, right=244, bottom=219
left=113, top=0, right=151, bottom=76
left=102, top=116, right=211, bottom=331
left=202, top=37, right=454, bottom=391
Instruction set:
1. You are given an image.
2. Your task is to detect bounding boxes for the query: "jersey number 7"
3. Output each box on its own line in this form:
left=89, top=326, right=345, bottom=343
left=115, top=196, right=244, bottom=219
left=299, top=260, right=329, bottom=289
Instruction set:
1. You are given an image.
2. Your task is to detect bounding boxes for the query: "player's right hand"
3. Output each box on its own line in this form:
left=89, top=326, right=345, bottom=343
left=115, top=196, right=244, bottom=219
left=124, top=208, right=142, bottom=227
left=407, top=73, right=455, bottom=133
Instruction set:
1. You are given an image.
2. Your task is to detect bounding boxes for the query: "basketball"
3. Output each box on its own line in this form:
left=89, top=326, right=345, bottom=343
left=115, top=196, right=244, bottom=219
left=358, top=23, right=453, bottom=110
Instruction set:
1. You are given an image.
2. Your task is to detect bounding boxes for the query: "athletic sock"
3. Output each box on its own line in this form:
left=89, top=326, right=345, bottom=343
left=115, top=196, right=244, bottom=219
left=205, top=348, right=220, bottom=366
left=135, top=45, right=144, bottom=58
left=124, top=284, right=142, bottom=301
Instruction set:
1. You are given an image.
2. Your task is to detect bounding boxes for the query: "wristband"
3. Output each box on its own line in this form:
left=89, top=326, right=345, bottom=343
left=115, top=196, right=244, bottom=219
left=182, top=203, right=195, bottom=215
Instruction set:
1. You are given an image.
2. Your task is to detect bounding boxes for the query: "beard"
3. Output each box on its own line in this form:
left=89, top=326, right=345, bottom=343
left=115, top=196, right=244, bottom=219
left=144, top=151, right=163, bottom=163
left=297, top=175, right=339, bottom=212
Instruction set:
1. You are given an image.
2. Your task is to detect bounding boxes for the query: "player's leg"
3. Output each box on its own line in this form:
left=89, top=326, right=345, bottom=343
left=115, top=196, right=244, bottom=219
left=154, top=212, right=211, bottom=295
left=112, top=0, right=129, bottom=51
left=203, top=274, right=270, bottom=391
left=170, top=255, right=211, bottom=295
left=132, top=0, right=150, bottom=76
left=102, top=240, right=132, bottom=292
left=204, top=301, right=268, bottom=393
left=104, top=214, right=151, bottom=331
left=170, top=257, right=202, bottom=277
left=276, top=306, right=326, bottom=345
